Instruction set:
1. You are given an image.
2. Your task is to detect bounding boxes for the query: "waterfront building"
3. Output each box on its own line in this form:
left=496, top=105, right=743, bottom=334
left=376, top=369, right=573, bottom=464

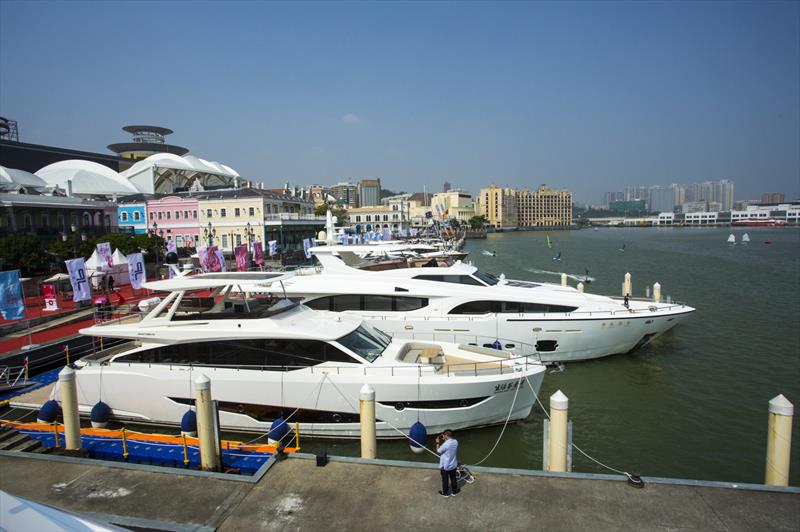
left=0, top=192, right=118, bottom=239
left=684, top=211, right=720, bottom=225
left=680, top=201, right=708, bottom=213
left=430, top=189, right=475, bottom=224
left=308, top=185, right=329, bottom=207
left=609, top=199, right=646, bottom=213
left=761, top=192, right=785, bottom=204
left=191, top=187, right=322, bottom=253
left=516, top=186, right=572, bottom=228
left=330, top=181, right=359, bottom=208
left=146, top=196, right=200, bottom=248
left=117, top=195, right=151, bottom=234
left=36, top=160, right=140, bottom=199
left=602, top=191, right=623, bottom=208
left=731, top=203, right=800, bottom=224
left=477, top=185, right=517, bottom=229
left=649, top=184, right=684, bottom=213
left=349, top=201, right=410, bottom=233
left=107, top=125, right=189, bottom=162
left=358, top=178, right=382, bottom=207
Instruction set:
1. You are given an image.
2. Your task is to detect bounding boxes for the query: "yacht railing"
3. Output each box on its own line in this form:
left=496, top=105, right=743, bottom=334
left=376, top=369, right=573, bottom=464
left=0, top=365, right=28, bottom=389
left=111, top=353, right=543, bottom=379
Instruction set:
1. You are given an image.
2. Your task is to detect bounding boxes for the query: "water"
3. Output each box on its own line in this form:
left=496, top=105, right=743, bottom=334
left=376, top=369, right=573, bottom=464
left=300, top=227, right=800, bottom=485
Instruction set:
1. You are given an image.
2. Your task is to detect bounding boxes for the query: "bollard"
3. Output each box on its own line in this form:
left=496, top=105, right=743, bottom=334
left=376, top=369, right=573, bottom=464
left=623, top=272, right=632, bottom=297
left=576, top=282, right=584, bottom=293
left=195, top=374, right=221, bottom=471
left=58, top=366, right=82, bottom=451
left=360, top=384, right=376, bottom=459
left=653, top=282, right=661, bottom=303
left=547, top=390, right=568, bottom=472
left=765, top=394, right=793, bottom=486
left=560, top=273, right=568, bottom=287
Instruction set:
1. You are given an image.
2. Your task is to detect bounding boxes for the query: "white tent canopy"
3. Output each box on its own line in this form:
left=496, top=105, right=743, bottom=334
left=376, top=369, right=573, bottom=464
left=36, top=160, right=139, bottom=197
left=0, top=165, right=48, bottom=188
left=120, top=153, right=239, bottom=194
left=85, top=248, right=131, bottom=287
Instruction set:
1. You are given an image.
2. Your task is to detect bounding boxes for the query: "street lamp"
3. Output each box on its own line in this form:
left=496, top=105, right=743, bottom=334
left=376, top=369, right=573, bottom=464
left=203, top=222, right=216, bottom=247
left=150, top=222, right=161, bottom=273
left=245, top=222, right=256, bottom=270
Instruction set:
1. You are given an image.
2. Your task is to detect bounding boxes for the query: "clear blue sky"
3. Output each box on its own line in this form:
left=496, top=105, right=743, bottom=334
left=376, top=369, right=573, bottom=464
left=1, top=1, right=798, bottom=203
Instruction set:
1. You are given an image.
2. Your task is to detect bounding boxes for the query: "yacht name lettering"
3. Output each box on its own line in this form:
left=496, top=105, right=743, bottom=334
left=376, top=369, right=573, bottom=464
left=494, top=381, right=520, bottom=393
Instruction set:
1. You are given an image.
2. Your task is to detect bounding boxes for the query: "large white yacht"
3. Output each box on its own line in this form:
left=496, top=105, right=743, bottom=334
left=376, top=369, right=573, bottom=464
left=66, top=273, right=546, bottom=439
left=256, top=249, right=695, bottom=362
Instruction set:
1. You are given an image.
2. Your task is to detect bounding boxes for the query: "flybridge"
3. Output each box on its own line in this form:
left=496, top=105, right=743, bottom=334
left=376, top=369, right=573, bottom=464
left=143, top=272, right=295, bottom=292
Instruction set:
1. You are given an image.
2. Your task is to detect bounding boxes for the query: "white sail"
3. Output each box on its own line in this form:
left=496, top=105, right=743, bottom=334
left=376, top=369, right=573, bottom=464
left=742, top=233, right=750, bottom=243
left=727, top=234, right=736, bottom=244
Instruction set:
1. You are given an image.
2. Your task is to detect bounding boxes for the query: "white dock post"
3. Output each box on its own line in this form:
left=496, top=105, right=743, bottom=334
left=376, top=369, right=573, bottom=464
left=560, top=273, right=568, bottom=287
left=653, top=282, right=661, bottom=303
left=195, top=374, right=221, bottom=471
left=623, top=272, right=632, bottom=297
left=360, top=384, right=377, bottom=459
left=576, top=282, right=584, bottom=293
left=765, top=394, right=793, bottom=486
left=58, top=366, right=82, bottom=451
left=547, top=390, right=568, bottom=472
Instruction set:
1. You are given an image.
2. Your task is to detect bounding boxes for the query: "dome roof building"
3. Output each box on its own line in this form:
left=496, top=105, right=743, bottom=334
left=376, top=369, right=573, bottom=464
left=36, top=159, right=140, bottom=197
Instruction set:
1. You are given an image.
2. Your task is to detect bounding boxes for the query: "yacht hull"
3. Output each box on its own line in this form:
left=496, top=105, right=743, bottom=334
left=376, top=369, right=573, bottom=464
left=61, top=361, right=545, bottom=439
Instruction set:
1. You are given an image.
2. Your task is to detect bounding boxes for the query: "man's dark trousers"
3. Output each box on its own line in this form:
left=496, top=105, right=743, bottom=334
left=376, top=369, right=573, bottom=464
left=441, top=467, right=458, bottom=495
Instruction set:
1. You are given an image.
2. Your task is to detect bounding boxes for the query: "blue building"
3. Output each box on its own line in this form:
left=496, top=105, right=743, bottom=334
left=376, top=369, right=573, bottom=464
left=117, top=196, right=150, bottom=234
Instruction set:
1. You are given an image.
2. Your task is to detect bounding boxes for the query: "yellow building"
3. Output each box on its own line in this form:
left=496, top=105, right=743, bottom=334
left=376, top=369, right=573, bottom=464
left=516, top=186, right=573, bottom=228
left=477, top=185, right=517, bottom=229
left=431, top=189, right=476, bottom=224
left=189, top=188, right=322, bottom=253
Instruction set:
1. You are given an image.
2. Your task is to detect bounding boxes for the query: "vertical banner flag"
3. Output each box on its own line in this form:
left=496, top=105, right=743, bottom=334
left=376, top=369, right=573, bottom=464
left=268, top=240, right=278, bottom=257
left=410, top=228, right=418, bottom=237
left=165, top=239, right=178, bottom=278
left=382, top=228, right=391, bottom=241
left=127, top=252, right=146, bottom=289
left=235, top=244, right=249, bottom=271
left=215, top=248, right=227, bottom=271
left=43, top=284, right=59, bottom=311
left=303, top=238, right=312, bottom=259
left=253, top=241, right=265, bottom=265
left=65, top=258, right=91, bottom=302
left=0, top=269, right=25, bottom=320
left=197, top=246, right=210, bottom=272
left=96, top=242, right=113, bottom=271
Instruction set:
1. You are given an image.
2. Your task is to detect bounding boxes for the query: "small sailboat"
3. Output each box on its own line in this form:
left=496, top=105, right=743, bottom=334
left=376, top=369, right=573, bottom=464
left=742, top=233, right=750, bottom=244
left=546, top=235, right=552, bottom=249
left=618, top=241, right=626, bottom=252
left=727, top=234, right=736, bottom=245
left=553, top=251, right=562, bottom=261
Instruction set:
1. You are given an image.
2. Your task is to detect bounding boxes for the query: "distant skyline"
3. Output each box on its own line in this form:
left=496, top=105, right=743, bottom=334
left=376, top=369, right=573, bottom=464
left=1, top=1, right=798, bottom=203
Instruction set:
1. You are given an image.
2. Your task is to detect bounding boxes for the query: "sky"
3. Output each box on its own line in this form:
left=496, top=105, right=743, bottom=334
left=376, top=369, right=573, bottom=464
left=1, top=1, right=798, bottom=203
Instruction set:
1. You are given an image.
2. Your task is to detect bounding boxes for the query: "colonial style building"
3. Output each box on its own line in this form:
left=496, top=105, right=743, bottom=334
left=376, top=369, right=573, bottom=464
left=516, top=186, right=572, bottom=228
left=146, top=195, right=201, bottom=248
left=477, top=185, right=517, bottom=229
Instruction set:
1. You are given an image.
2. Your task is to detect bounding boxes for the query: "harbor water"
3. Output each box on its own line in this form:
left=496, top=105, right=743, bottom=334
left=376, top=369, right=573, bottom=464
left=301, top=227, right=800, bottom=485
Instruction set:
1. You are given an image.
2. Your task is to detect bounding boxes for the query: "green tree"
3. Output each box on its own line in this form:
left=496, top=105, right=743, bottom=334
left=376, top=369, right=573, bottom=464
left=468, top=215, right=488, bottom=230
left=314, top=204, right=349, bottom=225
left=0, top=235, right=50, bottom=274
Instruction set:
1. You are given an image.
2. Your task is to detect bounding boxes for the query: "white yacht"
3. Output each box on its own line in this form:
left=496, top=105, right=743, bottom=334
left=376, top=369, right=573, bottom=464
left=66, top=273, right=546, bottom=439
left=257, top=249, right=695, bottom=362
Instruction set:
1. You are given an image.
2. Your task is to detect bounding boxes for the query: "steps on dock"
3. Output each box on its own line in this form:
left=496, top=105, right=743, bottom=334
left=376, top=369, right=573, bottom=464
left=0, top=425, right=48, bottom=454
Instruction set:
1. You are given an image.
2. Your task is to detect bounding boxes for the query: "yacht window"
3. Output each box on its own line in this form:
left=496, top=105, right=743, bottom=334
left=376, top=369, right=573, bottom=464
left=305, top=295, right=429, bottom=312
left=114, top=339, right=356, bottom=368
left=448, top=300, right=502, bottom=314
left=336, top=325, right=390, bottom=362
left=333, top=294, right=361, bottom=311
left=413, top=274, right=483, bottom=286
left=448, top=301, right=577, bottom=314
left=473, top=270, right=500, bottom=286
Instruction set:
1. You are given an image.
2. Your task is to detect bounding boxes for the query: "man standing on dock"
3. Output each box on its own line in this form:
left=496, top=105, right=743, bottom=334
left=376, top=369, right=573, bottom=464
left=436, top=430, right=460, bottom=497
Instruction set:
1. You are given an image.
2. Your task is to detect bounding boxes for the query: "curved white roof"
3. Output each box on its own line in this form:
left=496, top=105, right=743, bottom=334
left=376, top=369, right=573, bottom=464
left=36, top=160, right=139, bottom=196
left=0, top=165, right=48, bottom=187
left=120, top=153, right=239, bottom=179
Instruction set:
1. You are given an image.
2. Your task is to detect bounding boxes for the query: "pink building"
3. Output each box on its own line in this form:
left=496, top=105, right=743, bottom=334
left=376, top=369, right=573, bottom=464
left=146, top=196, right=200, bottom=248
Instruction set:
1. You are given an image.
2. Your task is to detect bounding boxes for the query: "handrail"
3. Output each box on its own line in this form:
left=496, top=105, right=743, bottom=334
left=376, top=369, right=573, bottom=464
left=113, top=352, right=543, bottom=378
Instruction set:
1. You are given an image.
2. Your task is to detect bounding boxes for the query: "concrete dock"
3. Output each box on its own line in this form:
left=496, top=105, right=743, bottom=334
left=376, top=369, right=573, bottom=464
left=1, top=451, right=798, bottom=531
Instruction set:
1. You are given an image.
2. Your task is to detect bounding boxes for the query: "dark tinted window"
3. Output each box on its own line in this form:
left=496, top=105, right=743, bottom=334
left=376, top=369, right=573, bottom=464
left=473, top=270, right=500, bottom=286
left=449, top=300, right=577, bottom=314
left=114, top=339, right=356, bottom=368
left=414, top=275, right=483, bottom=286
left=304, top=295, right=428, bottom=312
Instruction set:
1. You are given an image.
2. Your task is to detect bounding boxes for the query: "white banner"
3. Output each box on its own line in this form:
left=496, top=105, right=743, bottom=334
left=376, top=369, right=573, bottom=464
left=216, top=249, right=227, bottom=271
left=96, top=242, right=113, bottom=271
left=127, top=252, right=146, bottom=289
left=268, top=240, right=278, bottom=257
left=303, top=238, right=312, bottom=259
left=65, top=258, right=91, bottom=302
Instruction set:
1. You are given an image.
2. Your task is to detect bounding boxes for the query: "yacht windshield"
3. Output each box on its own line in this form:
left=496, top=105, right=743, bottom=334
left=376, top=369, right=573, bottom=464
left=336, top=325, right=391, bottom=362
left=473, top=270, right=500, bottom=286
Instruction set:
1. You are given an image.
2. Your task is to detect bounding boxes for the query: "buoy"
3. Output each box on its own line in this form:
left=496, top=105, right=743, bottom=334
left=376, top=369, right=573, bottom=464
left=37, top=399, right=60, bottom=424
left=268, top=417, right=290, bottom=446
left=181, top=410, right=197, bottom=437
left=90, top=401, right=112, bottom=428
left=409, top=421, right=427, bottom=454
